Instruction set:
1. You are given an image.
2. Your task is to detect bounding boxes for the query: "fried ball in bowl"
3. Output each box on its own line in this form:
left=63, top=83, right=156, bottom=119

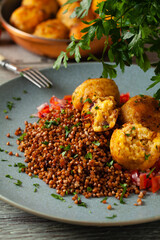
left=72, top=78, right=120, bottom=110
left=121, top=95, right=160, bottom=132
left=69, top=21, right=92, bottom=40
left=33, top=19, right=69, bottom=39
left=10, top=6, right=48, bottom=33
left=22, top=0, right=59, bottom=17
left=56, top=2, right=94, bottom=29
left=110, top=123, right=160, bottom=171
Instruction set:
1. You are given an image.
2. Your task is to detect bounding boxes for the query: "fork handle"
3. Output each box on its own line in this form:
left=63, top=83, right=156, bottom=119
left=0, top=59, right=19, bottom=73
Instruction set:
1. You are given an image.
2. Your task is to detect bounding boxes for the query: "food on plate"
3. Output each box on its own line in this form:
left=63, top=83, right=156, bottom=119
left=121, top=95, right=160, bottom=132
left=110, top=123, right=160, bottom=171
left=21, top=0, right=59, bottom=17
left=33, top=19, right=69, bottom=39
left=10, top=6, right=48, bottom=33
left=72, top=78, right=120, bottom=110
left=12, top=78, right=160, bottom=202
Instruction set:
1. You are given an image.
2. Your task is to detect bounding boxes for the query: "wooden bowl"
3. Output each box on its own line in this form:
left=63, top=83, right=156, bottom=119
left=0, top=0, right=106, bottom=59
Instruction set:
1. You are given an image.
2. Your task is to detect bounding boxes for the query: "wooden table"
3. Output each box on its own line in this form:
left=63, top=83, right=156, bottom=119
left=0, top=31, right=160, bottom=240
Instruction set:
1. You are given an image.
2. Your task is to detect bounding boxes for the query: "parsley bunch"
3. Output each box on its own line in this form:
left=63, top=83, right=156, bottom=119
left=53, top=0, right=160, bottom=100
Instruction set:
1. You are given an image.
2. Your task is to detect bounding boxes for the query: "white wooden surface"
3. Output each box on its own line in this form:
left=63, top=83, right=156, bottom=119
left=0, top=31, right=160, bottom=240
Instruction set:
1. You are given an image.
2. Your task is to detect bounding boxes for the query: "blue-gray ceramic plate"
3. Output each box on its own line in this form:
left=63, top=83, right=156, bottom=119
left=0, top=62, right=160, bottom=226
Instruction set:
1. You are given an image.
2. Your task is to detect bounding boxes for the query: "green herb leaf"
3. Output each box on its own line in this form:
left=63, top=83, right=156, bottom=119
left=147, top=167, right=156, bottom=178
left=1, top=159, right=8, bottom=161
left=145, top=153, right=151, bottom=160
left=84, top=98, right=92, bottom=104
left=14, top=179, right=22, bottom=186
left=12, top=97, right=21, bottom=101
left=43, top=120, right=59, bottom=128
left=51, top=193, right=66, bottom=202
left=106, top=214, right=117, bottom=219
left=120, top=183, right=127, bottom=204
left=18, top=133, right=27, bottom=141
left=64, top=126, right=70, bottom=138
left=85, top=152, right=92, bottom=160
left=100, top=197, right=108, bottom=203
left=42, top=141, right=49, bottom=145
left=0, top=148, right=4, bottom=152
left=7, top=101, right=14, bottom=110
left=5, top=174, right=13, bottom=179
left=87, top=187, right=92, bottom=192
left=92, top=141, right=100, bottom=146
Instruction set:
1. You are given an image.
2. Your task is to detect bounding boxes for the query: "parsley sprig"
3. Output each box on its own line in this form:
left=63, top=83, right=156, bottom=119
left=54, top=0, right=160, bottom=100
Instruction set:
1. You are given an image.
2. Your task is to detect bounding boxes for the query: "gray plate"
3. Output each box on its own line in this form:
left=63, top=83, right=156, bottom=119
left=0, top=62, right=160, bottom=226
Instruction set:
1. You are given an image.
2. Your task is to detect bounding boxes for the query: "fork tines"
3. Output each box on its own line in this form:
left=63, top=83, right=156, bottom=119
left=21, top=68, right=53, bottom=88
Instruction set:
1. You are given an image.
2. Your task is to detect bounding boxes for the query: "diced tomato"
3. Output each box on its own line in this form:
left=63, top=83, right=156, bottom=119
left=38, top=105, right=50, bottom=118
left=120, top=92, right=130, bottom=104
left=151, top=175, right=160, bottom=193
left=139, top=173, right=152, bottom=190
left=63, top=95, right=72, bottom=104
left=114, top=163, right=122, bottom=170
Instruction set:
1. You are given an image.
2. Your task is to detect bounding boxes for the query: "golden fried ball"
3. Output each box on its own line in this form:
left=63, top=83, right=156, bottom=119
left=110, top=123, right=160, bottom=171
left=72, top=78, right=120, bottom=110
left=121, top=95, right=160, bottom=132
left=69, top=21, right=92, bottom=40
left=91, top=0, right=111, bottom=19
left=33, top=19, right=69, bottom=39
left=21, top=0, right=59, bottom=17
left=56, top=2, right=94, bottom=29
left=10, top=6, right=48, bottom=33
left=56, top=0, right=68, bottom=6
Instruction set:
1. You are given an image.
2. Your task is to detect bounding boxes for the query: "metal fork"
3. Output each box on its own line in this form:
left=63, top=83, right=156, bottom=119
left=0, top=54, right=52, bottom=88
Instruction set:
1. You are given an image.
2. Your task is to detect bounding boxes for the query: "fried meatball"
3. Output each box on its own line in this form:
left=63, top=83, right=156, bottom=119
left=72, top=78, right=120, bottom=110
left=56, top=2, right=94, bottom=29
left=110, top=123, right=160, bottom=171
left=22, top=0, right=59, bottom=17
left=121, top=95, right=160, bottom=132
left=10, top=6, right=48, bottom=33
left=33, top=19, right=69, bottom=39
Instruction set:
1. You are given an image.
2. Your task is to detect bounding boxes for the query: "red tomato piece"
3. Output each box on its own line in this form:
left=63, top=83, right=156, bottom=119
left=38, top=105, right=50, bottom=118
left=120, top=92, right=130, bottom=104
left=139, top=173, right=152, bottom=190
left=151, top=175, right=160, bottom=193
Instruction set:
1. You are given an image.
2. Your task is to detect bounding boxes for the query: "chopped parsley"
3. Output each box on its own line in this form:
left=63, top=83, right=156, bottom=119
left=107, top=160, right=114, bottom=167
left=95, top=106, right=99, bottom=110
left=64, top=126, right=70, bottom=138
left=42, top=141, right=49, bottom=145
left=1, top=159, right=8, bottom=162
left=0, top=148, right=4, bottom=152
left=61, top=109, right=65, bottom=114
left=14, top=179, right=22, bottom=186
left=23, top=90, right=28, bottom=94
left=33, top=183, right=40, bottom=192
left=120, top=183, right=127, bottom=204
left=73, top=154, right=78, bottom=158
left=84, top=98, right=92, bottom=104
left=12, top=97, right=21, bottom=101
left=5, top=174, right=13, bottom=179
left=100, top=197, right=108, bottom=203
left=7, top=101, right=14, bottom=110
left=78, top=202, right=87, bottom=208
left=147, top=167, right=156, bottom=178
left=14, top=162, right=26, bottom=172
left=80, top=97, right=83, bottom=103
left=86, top=111, right=91, bottom=114
left=106, top=214, right=117, bottom=219
left=43, top=119, right=60, bottom=128
left=87, top=187, right=92, bottom=192
left=103, top=125, right=109, bottom=129
left=51, top=193, right=66, bottom=202
left=85, top=152, right=92, bottom=160
left=145, top=153, right=151, bottom=160
left=3, top=109, right=8, bottom=113
left=18, top=133, right=27, bottom=141
left=92, top=141, right=100, bottom=146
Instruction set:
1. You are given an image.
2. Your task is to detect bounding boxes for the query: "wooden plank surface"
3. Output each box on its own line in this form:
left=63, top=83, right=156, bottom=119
left=0, top=31, right=160, bottom=240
